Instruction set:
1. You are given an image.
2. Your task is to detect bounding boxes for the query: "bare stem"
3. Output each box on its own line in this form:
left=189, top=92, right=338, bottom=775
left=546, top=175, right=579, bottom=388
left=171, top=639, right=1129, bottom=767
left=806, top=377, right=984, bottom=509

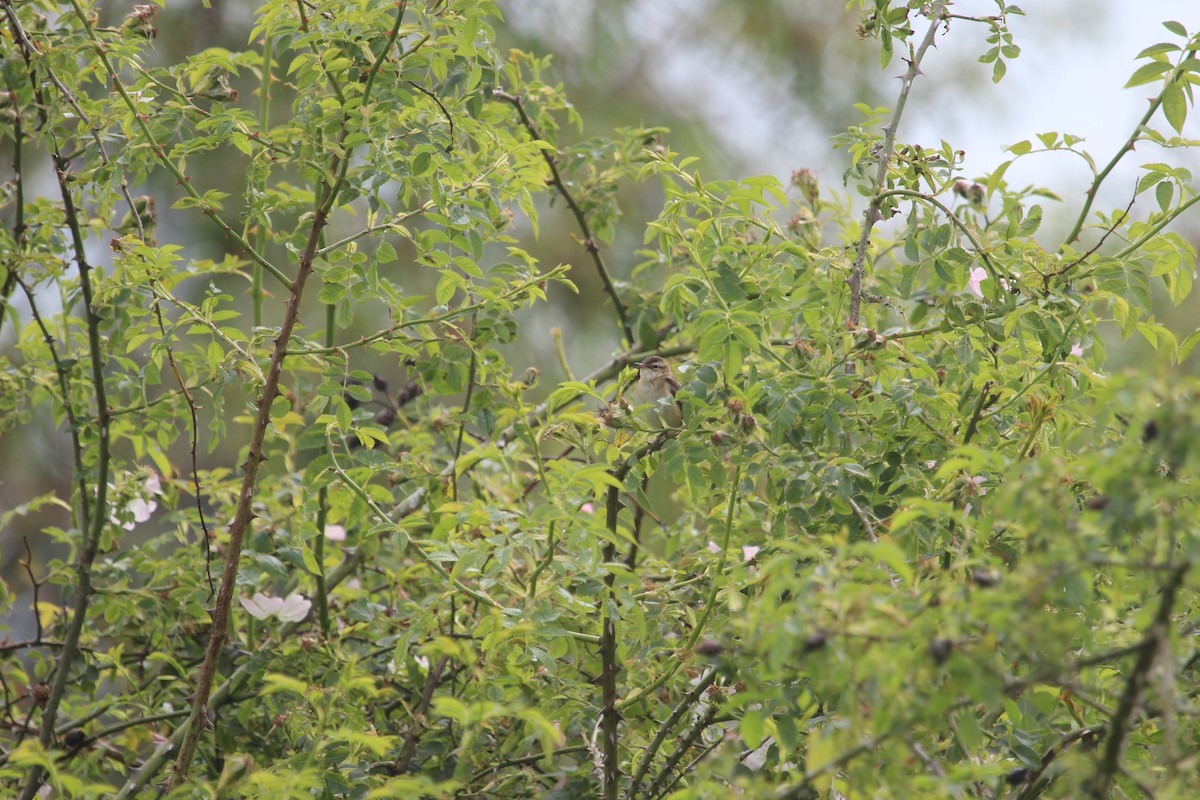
left=847, top=2, right=948, bottom=331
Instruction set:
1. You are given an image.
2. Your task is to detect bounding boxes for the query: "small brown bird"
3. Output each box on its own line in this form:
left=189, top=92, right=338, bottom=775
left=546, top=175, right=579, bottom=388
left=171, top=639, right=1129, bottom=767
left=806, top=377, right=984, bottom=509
left=630, top=356, right=683, bottom=428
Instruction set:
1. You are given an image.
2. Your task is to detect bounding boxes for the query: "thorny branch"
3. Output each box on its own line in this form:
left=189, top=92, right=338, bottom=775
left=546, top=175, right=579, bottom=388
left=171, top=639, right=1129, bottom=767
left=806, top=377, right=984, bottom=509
left=848, top=2, right=948, bottom=334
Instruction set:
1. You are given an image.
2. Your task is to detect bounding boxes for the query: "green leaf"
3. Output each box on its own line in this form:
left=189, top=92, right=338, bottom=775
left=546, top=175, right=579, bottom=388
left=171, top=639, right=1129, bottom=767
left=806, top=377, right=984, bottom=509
left=1161, top=82, right=1187, bottom=133
left=1125, top=60, right=1172, bottom=88
left=300, top=540, right=321, bottom=575
left=1017, top=204, right=1042, bottom=237
left=269, top=394, right=291, bottom=419
left=1178, top=328, right=1200, bottom=361
left=1163, top=20, right=1187, bottom=36
left=992, top=58, right=1007, bottom=83
left=1156, top=179, right=1174, bottom=212
left=741, top=709, right=765, bottom=749
left=376, top=241, right=398, bottom=264
left=1136, top=42, right=1180, bottom=58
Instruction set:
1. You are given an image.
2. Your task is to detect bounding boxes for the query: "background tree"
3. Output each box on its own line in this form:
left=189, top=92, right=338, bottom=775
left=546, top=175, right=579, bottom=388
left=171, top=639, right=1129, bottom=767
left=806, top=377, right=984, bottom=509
left=2, top=1, right=1200, bottom=799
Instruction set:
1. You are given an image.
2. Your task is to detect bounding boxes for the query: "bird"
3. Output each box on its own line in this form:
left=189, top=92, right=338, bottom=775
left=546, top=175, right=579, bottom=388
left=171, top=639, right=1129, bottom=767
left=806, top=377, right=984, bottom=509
left=629, top=356, right=683, bottom=428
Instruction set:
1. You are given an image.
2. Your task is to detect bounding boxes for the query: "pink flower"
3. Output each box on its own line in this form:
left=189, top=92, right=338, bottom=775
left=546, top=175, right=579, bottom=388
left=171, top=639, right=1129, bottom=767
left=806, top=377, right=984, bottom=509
left=110, top=471, right=164, bottom=530
left=580, top=503, right=595, bottom=514
left=742, top=546, right=760, bottom=562
left=324, top=524, right=346, bottom=542
left=967, top=267, right=988, bottom=297
left=240, top=592, right=312, bottom=623
left=969, top=476, right=988, bottom=495
left=1069, top=343, right=1083, bottom=357
left=707, top=540, right=721, bottom=554
left=126, top=497, right=157, bottom=525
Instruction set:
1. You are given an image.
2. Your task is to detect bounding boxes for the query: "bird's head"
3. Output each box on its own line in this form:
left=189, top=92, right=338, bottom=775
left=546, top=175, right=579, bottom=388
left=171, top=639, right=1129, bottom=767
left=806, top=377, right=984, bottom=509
left=634, top=356, right=672, bottom=378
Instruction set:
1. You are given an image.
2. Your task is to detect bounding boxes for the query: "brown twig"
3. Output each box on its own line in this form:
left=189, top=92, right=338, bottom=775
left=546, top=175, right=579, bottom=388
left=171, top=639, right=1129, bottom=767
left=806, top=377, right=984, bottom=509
left=20, top=537, right=42, bottom=643
left=629, top=667, right=718, bottom=796
left=646, top=704, right=720, bottom=800
left=1047, top=186, right=1137, bottom=287
left=394, top=656, right=450, bottom=773
left=150, top=299, right=214, bottom=596
left=493, top=89, right=636, bottom=345
left=847, top=2, right=948, bottom=333
left=961, top=380, right=996, bottom=445
left=170, top=185, right=333, bottom=787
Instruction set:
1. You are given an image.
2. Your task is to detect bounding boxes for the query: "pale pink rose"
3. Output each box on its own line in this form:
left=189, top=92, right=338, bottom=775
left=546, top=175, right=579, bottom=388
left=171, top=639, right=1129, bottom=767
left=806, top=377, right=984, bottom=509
left=742, top=546, right=760, bottom=562
left=580, top=503, right=594, bottom=514
left=277, top=593, right=312, bottom=623
left=967, top=267, right=987, bottom=297
left=240, top=592, right=311, bottom=623
left=324, top=524, right=346, bottom=542
left=240, top=592, right=283, bottom=620
left=707, top=540, right=721, bottom=553
left=115, top=497, right=158, bottom=530
left=1070, top=343, right=1083, bottom=357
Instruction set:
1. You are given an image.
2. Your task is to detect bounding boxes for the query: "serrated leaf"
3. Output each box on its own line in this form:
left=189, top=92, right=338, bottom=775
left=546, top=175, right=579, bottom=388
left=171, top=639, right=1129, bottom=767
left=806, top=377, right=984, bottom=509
left=1136, top=42, right=1180, bottom=58
left=1156, top=179, right=1174, bottom=212
left=1125, top=60, right=1172, bottom=88
left=1178, top=328, right=1200, bottom=361
left=1161, top=82, right=1187, bottom=133
left=376, top=241, right=397, bottom=264
left=300, top=540, right=320, bottom=575
left=1017, top=204, right=1042, bottom=237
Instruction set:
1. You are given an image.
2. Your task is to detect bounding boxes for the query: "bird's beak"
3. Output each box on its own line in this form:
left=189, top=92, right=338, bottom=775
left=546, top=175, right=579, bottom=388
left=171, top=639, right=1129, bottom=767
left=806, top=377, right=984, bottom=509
left=632, top=360, right=644, bottom=369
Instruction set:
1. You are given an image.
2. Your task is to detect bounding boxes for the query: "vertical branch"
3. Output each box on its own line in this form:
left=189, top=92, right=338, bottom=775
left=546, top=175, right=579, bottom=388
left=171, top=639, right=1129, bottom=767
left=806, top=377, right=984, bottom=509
left=170, top=0, right=408, bottom=782
left=847, top=1, right=948, bottom=331
left=493, top=90, right=636, bottom=345
left=1089, top=562, right=1189, bottom=797
left=599, top=432, right=675, bottom=797
left=600, top=483, right=622, bottom=800
left=450, top=313, right=480, bottom=501
left=312, top=303, right=336, bottom=637
left=18, top=156, right=116, bottom=800
left=170, top=185, right=335, bottom=786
